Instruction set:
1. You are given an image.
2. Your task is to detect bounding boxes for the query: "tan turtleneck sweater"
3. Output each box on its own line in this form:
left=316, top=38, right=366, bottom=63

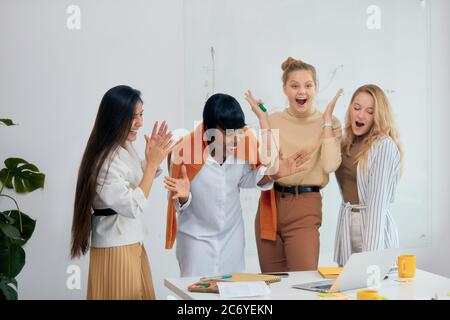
left=268, top=105, right=342, bottom=187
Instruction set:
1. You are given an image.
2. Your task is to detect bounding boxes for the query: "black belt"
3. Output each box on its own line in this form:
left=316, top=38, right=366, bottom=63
left=93, top=208, right=118, bottom=216
left=274, top=183, right=321, bottom=195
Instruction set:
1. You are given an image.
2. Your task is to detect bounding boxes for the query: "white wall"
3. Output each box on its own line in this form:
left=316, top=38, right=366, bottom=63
left=412, top=0, right=450, bottom=278
left=0, top=0, right=184, bottom=299
left=183, top=0, right=447, bottom=270
left=0, top=0, right=448, bottom=300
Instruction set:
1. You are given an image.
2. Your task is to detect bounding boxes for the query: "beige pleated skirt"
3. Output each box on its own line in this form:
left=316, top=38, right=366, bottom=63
left=87, top=242, right=156, bottom=300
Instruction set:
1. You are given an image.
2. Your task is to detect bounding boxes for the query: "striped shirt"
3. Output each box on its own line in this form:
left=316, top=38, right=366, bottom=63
left=334, top=136, right=401, bottom=266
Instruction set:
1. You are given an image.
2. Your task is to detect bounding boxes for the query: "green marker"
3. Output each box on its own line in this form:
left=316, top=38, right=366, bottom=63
left=258, top=103, right=267, bottom=112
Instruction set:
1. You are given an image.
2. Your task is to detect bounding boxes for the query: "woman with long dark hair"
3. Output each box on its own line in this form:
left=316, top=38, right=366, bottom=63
left=71, top=85, right=173, bottom=300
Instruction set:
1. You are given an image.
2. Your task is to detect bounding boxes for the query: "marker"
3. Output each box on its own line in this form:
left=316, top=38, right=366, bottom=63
left=202, top=274, right=232, bottom=281
left=263, top=272, right=289, bottom=278
left=258, top=103, right=267, bottom=112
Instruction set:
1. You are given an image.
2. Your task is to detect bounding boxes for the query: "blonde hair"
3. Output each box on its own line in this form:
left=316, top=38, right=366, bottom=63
left=281, top=57, right=317, bottom=86
left=342, top=84, right=404, bottom=174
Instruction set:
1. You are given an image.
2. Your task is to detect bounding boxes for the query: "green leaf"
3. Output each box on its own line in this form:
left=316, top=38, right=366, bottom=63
left=7, top=277, right=17, bottom=288
left=0, top=242, right=25, bottom=278
left=0, top=222, right=21, bottom=240
left=0, top=212, right=15, bottom=224
left=0, top=276, right=18, bottom=300
left=0, top=158, right=45, bottom=193
left=0, top=119, right=17, bottom=126
left=7, top=210, right=36, bottom=245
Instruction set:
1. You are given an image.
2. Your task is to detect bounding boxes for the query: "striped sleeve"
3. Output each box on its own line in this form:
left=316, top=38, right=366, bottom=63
left=362, top=138, right=401, bottom=251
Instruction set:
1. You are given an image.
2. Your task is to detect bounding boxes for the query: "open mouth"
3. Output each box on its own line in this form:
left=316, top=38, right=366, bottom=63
left=295, top=98, right=308, bottom=106
left=130, top=130, right=138, bottom=134
left=355, top=121, right=365, bottom=128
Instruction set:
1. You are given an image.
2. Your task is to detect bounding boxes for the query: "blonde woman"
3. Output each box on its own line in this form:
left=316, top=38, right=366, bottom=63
left=250, top=57, right=343, bottom=272
left=334, top=84, right=403, bottom=266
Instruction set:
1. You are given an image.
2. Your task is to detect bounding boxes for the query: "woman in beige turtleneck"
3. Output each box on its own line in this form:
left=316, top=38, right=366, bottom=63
left=253, top=57, right=342, bottom=272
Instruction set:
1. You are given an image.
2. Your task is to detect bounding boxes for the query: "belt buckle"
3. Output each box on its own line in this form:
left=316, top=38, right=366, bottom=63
left=298, top=186, right=307, bottom=194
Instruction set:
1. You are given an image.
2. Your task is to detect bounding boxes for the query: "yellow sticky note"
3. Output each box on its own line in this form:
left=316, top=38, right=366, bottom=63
left=318, top=267, right=343, bottom=279
left=318, top=293, right=335, bottom=298
left=318, top=292, right=348, bottom=300
left=396, top=278, right=414, bottom=283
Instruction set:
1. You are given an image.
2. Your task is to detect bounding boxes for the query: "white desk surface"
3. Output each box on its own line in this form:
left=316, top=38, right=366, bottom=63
left=164, top=269, right=450, bottom=300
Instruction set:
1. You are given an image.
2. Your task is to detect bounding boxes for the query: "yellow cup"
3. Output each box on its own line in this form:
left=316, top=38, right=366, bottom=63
left=357, top=289, right=382, bottom=300
left=398, top=255, right=416, bottom=278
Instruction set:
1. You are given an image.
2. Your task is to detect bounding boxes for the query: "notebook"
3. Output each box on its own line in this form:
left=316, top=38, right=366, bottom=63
left=188, top=273, right=281, bottom=293
left=317, top=267, right=343, bottom=279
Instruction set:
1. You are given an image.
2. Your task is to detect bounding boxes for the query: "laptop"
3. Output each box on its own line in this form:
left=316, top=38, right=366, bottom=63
left=292, top=249, right=400, bottom=293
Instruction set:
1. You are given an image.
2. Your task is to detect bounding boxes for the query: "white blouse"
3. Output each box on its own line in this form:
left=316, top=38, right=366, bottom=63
left=91, top=141, right=161, bottom=248
left=173, top=155, right=273, bottom=277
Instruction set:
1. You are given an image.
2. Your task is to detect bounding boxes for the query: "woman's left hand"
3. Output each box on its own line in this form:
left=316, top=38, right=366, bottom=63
left=323, top=89, right=343, bottom=122
left=144, top=121, right=174, bottom=167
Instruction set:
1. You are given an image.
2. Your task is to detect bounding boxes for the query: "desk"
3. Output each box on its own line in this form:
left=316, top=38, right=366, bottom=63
left=165, top=269, right=450, bottom=300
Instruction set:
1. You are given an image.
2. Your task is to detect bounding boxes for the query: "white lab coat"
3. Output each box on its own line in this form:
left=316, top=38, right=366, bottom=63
left=334, top=136, right=401, bottom=266
left=91, top=141, right=161, bottom=248
left=173, top=155, right=273, bottom=277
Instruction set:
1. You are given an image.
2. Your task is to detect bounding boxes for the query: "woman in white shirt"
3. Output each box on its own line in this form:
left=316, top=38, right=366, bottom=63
left=334, top=84, right=404, bottom=266
left=164, top=93, right=311, bottom=277
left=70, top=85, right=173, bottom=299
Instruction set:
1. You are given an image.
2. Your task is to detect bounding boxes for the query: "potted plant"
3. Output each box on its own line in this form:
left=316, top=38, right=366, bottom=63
left=0, top=118, right=45, bottom=300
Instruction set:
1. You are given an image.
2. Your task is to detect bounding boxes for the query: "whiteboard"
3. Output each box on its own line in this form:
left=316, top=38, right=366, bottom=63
left=183, top=0, right=431, bottom=265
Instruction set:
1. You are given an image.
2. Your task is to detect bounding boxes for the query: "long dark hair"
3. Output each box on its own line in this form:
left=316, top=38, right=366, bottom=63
left=70, top=85, right=142, bottom=258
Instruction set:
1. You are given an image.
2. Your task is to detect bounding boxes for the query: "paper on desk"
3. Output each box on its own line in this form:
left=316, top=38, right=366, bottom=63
left=217, top=281, right=271, bottom=298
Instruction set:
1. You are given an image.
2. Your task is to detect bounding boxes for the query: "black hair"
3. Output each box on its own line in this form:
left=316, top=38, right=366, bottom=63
left=202, top=93, right=246, bottom=131
left=71, top=85, right=142, bottom=258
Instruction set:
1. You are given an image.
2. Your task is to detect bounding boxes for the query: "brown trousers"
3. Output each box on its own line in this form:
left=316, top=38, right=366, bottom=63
left=87, top=243, right=156, bottom=300
left=256, top=191, right=322, bottom=272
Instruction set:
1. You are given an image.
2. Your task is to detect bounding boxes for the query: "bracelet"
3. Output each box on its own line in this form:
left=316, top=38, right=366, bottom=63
left=323, top=120, right=333, bottom=128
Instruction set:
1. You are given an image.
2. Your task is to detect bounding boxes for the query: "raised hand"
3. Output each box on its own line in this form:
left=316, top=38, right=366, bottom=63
left=323, top=89, right=343, bottom=122
left=144, top=121, right=174, bottom=167
left=245, top=90, right=268, bottom=120
left=164, top=165, right=190, bottom=203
